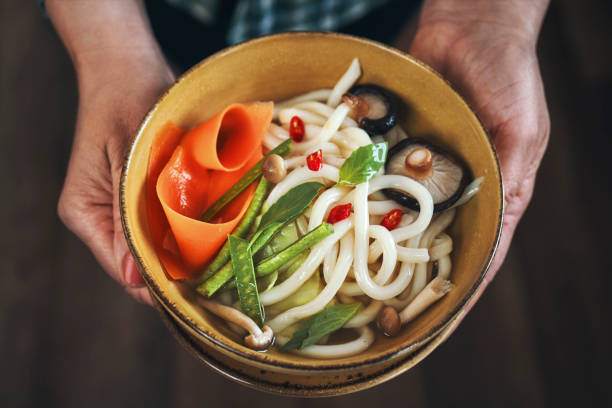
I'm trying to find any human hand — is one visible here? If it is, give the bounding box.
[57,55,174,305]
[48,0,174,304]
[408,0,551,310]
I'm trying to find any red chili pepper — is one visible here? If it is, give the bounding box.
[380,209,403,231]
[289,115,305,142]
[306,149,323,171]
[327,203,352,224]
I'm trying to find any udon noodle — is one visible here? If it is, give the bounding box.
[197,58,481,358]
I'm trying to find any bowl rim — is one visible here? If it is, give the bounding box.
[153,292,467,397]
[120,31,504,372]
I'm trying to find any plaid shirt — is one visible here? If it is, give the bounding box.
[38,0,391,44]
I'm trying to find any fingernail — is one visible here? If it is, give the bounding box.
[123,253,145,287]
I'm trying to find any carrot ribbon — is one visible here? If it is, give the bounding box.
[146,102,273,279]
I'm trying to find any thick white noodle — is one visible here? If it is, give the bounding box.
[353,183,419,300]
[267,233,354,333]
[368,225,398,285]
[450,176,484,209]
[278,108,327,127]
[404,209,456,302]
[276,326,374,359]
[327,58,361,107]
[344,300,384,328]
[323,242,339,284]
[385,126,399,148]
[264,164,339,208]
[429,233,452,261]
[263,132,285,150]
[269,123,289,139]
[368,200,410,215]
[338,278,364,296]
[295,215,309,237]
[323,155,346,168]
[284,149,343,170]
[293,101,357,128]
[437,256,452,280]
[308,186,348,230]
[383,232,422,309]
[330,127,371,157]
[288,104,351,154]
[367,175,435,261]
[396,246,430,263]
[260,219,353,305]
[273,88,332,117]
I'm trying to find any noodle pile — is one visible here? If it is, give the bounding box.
[207,59,480,358]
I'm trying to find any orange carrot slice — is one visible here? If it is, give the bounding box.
[146,102,273,279]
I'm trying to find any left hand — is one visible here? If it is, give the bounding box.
[408,0,551,314]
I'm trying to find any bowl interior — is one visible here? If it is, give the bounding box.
[121,32,503,369]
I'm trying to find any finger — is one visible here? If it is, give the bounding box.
[126,286,153,306]
[57,188,117,278]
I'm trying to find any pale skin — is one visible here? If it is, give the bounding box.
[48,0,550,311]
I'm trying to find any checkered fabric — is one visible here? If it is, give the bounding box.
[164,0,392,44]
[37,0,392,44]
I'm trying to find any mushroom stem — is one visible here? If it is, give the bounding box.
[399,277,453,324]
[376,277,454,336]
[404,147,433,179]
[199,299,274,350]
[342,93,370,123]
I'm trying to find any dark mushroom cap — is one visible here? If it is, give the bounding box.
[347,84,399,136]
[383,138,470,212]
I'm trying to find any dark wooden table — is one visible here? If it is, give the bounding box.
[1,1,610,407]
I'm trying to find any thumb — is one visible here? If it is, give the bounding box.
[109,119,148,290]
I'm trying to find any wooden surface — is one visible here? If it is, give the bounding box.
[1,1,611,407]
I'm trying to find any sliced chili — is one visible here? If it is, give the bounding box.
[306,149,323,171]
[327,203,352,224]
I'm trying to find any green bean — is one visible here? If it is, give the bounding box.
[196,177,270,285]
[211,223,333,291]
[196,221,285,297]
[228,235,264,327]
[255,223,333,277]
[200,139,291,222]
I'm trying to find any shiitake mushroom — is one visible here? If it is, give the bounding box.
[343,84,399,136]
[383,138,470,212]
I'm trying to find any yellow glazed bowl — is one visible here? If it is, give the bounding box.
[120,32,503,396]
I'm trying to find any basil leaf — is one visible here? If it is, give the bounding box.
[280,303,361,351]
[228,235,264,327]
[338,142,388,185]
[259,182,324,231]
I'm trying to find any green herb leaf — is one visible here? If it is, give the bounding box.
[280,303,361,351]
[200,139,292,222]
[228,235,264,327]
[258,182,324,231]
[337,142,387,185]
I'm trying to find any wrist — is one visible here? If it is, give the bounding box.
[46,0,172,94]
[417,0,550,49]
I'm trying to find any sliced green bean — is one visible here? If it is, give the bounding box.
[196,221,285,297]
[255,223,333,277]
[200,139,291,222]
[196,177,270,285]
[216,223,333,291]
[228,235,264,327]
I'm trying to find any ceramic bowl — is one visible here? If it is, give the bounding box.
[120,32,503,396]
